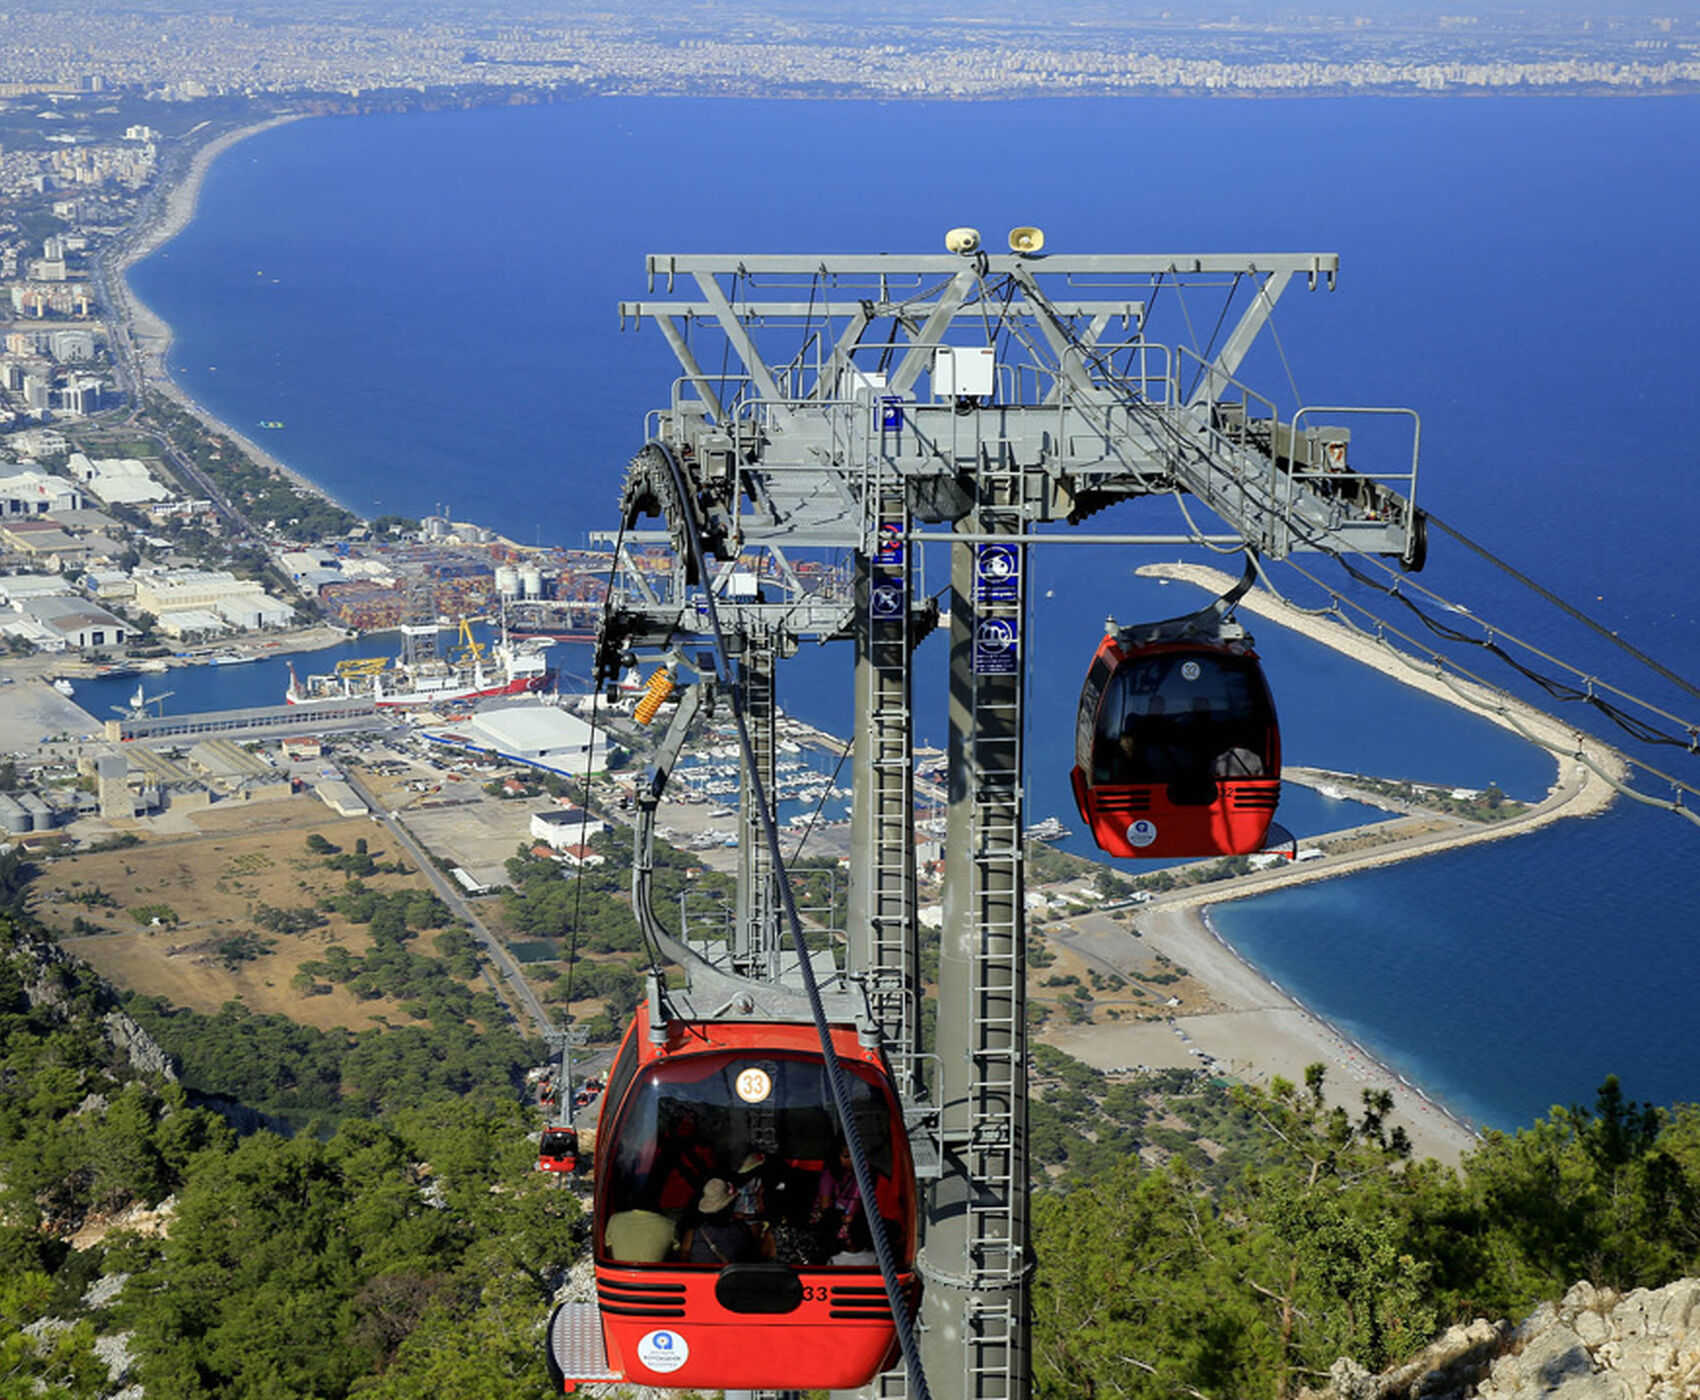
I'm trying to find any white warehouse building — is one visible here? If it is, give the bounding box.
[132,569,292,632]
[424,703,609,778]
[67,454,171,506]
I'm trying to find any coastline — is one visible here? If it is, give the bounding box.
[1042,562,1632,1165]
[1046,897,1483,1166]
[92,116,1629,1164]
[110,112,349,512]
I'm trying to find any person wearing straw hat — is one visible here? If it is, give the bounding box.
[682,1179,758,1264]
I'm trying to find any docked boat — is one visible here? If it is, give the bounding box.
[1028,816,1072,842]
[50,676,75,697]
[285,618,554,708]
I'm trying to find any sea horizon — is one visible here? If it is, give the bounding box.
[121,93,1700,1134]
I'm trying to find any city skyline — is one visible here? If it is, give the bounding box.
[3,0,1700,97]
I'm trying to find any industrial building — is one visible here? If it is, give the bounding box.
[0,467,85,516]
[423,702,608,778]
[529,805,607,849]
[4,594,128,650]
[130,567,295,637]
[67,454,171,506]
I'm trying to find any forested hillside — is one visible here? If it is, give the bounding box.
[5,830,1700,1398]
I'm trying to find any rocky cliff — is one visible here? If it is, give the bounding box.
[9,921,177,1081]
[1308,1279,1700,1400]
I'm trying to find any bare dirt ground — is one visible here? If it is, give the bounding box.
[38,797,433,1030]
[1028,916,1212,1031]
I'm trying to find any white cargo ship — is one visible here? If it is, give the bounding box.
[285,619,553,709]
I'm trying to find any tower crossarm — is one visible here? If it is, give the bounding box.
[621,249,1425,570]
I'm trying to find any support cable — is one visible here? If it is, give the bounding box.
[1255,272,1304,410]
[648,441,934,1400]
[1171,274,1205,399]
[787,741,852,865]
[1201,271,1241,368]
[563,513,634,1009]
[1168,486,1254,557]
[1327,553,1699,751]
[1424,511,1700,707]
[1264,554,1700,818]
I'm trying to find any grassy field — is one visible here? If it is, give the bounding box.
[40,798,432,1031]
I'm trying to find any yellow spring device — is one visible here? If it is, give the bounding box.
[633,667,676,725]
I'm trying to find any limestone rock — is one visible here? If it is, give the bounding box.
[1303,1278,1700,1400]
[9,923,176,1081]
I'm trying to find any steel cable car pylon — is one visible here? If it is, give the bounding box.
[551,236,1429,1400]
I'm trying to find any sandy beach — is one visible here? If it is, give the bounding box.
[1041,562,1634,1166]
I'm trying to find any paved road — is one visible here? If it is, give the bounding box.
[341,765,556,1039]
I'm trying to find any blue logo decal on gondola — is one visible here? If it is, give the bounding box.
[638,1329,690,1372]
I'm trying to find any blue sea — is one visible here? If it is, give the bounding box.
[124,95,1700,1132]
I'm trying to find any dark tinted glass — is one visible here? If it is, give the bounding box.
[1091,650,1273,786]
[600,1051,908,1268]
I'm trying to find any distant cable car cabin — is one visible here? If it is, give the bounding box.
[538,1126,579,1174]
[1070,621,1281,859]
[546,1001,917,1393]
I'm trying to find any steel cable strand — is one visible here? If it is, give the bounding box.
[788,740,852,866]
[1455,681,1700,828]
[649,440,935,1400]
[1424,510,1700,707]
[1278,554,1700,811]
[1168,485,1257,557]
[1328,553,1700,751]
[1247,553,1344,619]
[1255,495,1697,747]
[1255,269,1305,412]
[571,507,631,997]
[1319,527,1700,740]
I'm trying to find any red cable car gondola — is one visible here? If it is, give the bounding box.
[546,1001,918,1393]
[538,1125,579,1174]
[1070,622,1281,859]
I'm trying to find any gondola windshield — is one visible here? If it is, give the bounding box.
[539,1127,578,1162]
[1088,648,1274,798]
[600,1050,912,1269]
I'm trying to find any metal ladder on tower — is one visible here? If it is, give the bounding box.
[963,1299,1017,1400]
[863,471,922,1095]
[734,633,781,980]
[963,436,1028,1395]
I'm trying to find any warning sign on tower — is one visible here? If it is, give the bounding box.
[973,542,1021,604]
[974,616,1020,675]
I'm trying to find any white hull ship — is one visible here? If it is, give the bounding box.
[286,619,554,709]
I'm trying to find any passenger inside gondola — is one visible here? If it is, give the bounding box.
[1093,653,1271,796]
[654,1108,717,1214]
[681,1178,764,1264]
[831,1209,880,1267]
[598,1052,912,1271]
[811,1140,863,1250]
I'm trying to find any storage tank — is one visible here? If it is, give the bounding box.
[0,793,33,835]
[494,565,520,600]
[519,565,543,600]
[17,792,53,830]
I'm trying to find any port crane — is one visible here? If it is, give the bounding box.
[111,684,176,721]
[548,232,1428,1400]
